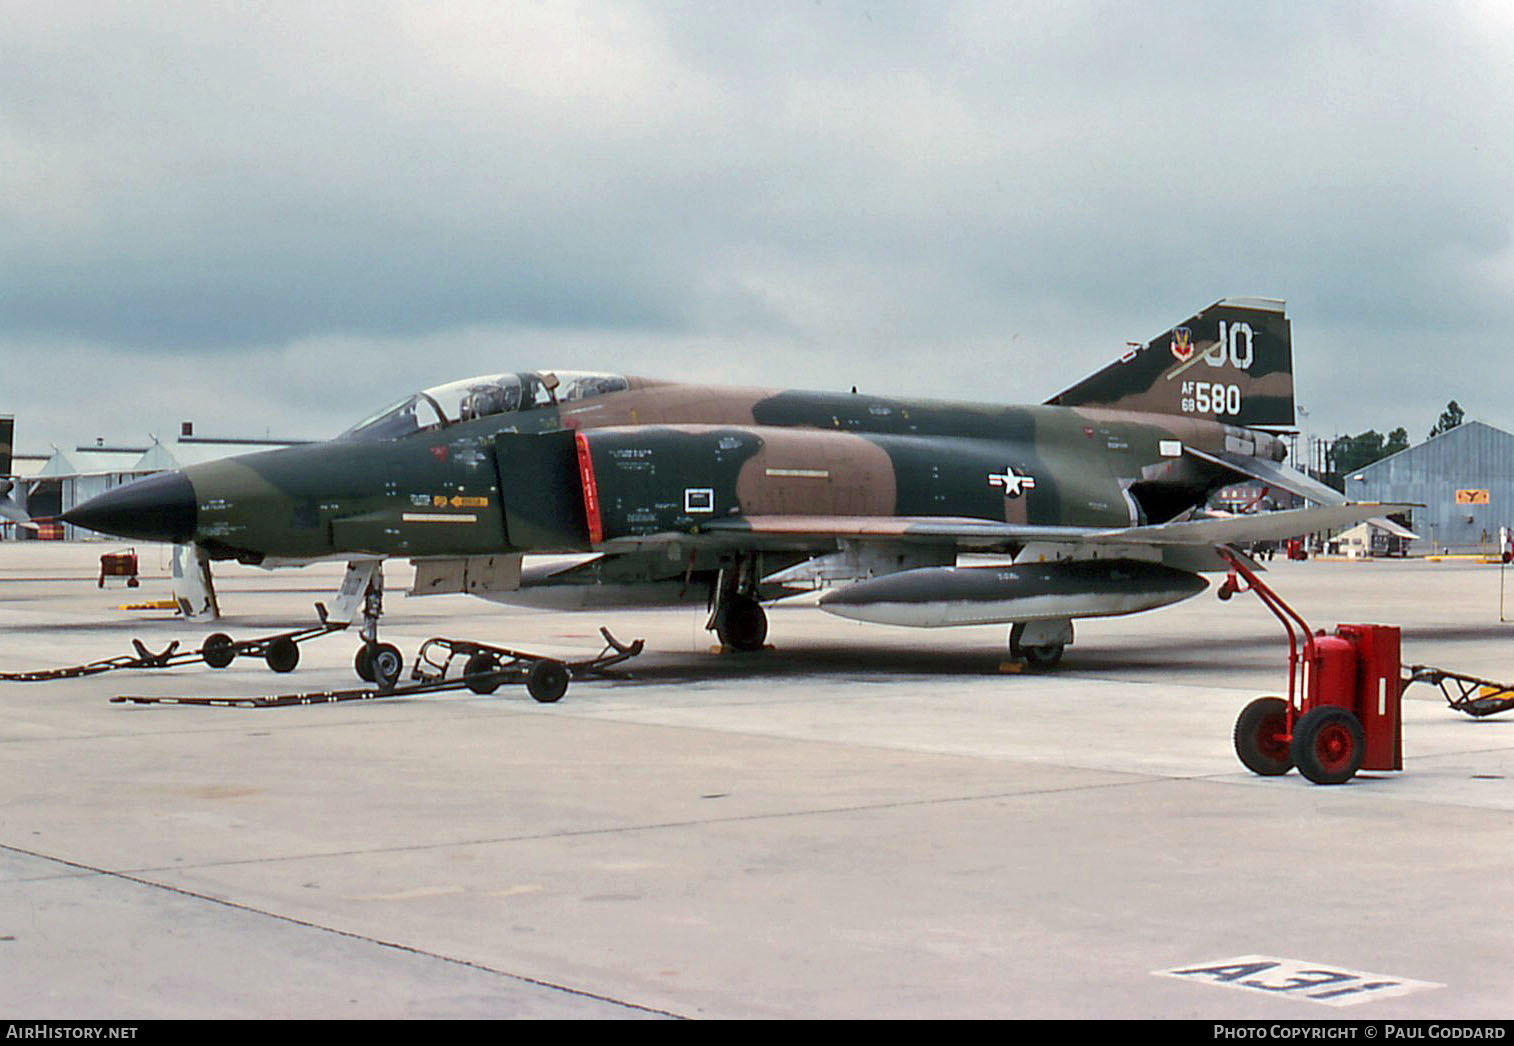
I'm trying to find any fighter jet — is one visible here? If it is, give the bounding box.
[64,298,1385,669]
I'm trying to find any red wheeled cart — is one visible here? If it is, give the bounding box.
[98,548,140,588]
[1221,548,1403,785]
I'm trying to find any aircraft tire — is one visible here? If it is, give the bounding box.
[202,633,235,669]
[1009,621,1070,671]
[1233,696,1294,776]
[464,653,502,695]
[1291,706,1364,785]
[1019,643,1064,671]
[354,645,374,682]
[717,596,767,652]
[265,636,299,674]
[526,659,569,703]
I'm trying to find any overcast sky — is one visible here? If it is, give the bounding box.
[3,1,1511,458]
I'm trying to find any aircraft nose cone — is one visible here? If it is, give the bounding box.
[63,470,197,543]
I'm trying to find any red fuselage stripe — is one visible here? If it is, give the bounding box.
[574,430,604,544]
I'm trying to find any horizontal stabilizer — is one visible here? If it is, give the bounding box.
[1369,516,1419,541]
[0,498,36,530]
[0,477,36,531]
[1187,447,1347,506]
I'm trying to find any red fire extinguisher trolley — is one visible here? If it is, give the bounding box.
[1221,548,1403,785]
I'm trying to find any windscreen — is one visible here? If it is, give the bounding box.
[338,371,629,441]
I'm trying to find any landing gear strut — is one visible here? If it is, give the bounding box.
[708,556,768,652]
[355,572,402,690]
[319,560,404,691]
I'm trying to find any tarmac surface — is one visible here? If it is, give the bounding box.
[3,543,1514,1019]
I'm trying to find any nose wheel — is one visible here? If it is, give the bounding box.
[354,642,404,691]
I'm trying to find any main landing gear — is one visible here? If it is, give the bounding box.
[707,557,768,652]
[1009,619,1073,671]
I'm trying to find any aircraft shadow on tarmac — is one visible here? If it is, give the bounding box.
[590,621,1514,690]
[9,610,1512,696]
[574,634,1300,688]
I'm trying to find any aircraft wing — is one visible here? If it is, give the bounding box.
[1084,502,1409,546]
[601,502,1403,557]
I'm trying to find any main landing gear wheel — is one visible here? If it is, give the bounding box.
[464,653,502,695]
[1019,643,1064,671]
[526,659,570,703]
[716,595,768,652]
[265,636,300,674]
[1009,622,1066,671]
[355,643,403,690]
[202,633,235,669]
[1291,706,1365,785]
[1234,697,1294,776]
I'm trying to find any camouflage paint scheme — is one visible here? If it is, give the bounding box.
[134,387,1270,564]
[66,299,1383,656]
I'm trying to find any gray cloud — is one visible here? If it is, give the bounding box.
[3,1,1512,451]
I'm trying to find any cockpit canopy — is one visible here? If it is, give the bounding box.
[339,370,630,442]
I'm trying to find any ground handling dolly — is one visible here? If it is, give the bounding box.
[0,622,348,681]
[112,627,645,708]
[1219,548,1402,785]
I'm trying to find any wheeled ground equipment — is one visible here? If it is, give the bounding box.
[1221,548,1402,785]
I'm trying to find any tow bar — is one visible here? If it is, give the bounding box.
[0,623,348,681]
[1401,666,1514,719]
[112,627,643,708]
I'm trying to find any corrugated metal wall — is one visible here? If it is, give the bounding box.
[1352,421,1514,553]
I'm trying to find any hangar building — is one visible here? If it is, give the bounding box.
[5,433,298,541]
[1347,421,1514,554]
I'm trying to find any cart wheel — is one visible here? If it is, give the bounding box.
[1234,697,1294,776]
[265,636,300,674]
[1291,706,1365,785]
[526,659,570,703]
[464,652,502,695]
[202,633,236,669]
[370,643,403,692]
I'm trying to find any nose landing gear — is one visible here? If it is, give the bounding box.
[318,559,406,692]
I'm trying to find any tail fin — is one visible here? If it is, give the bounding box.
[0,415,35,530]
[1046,298,1295,429]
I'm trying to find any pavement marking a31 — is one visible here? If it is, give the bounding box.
[1155,955,1444,1007]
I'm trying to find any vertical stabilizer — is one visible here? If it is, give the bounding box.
[1046,298,1295,429]
[0,416,36,530]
